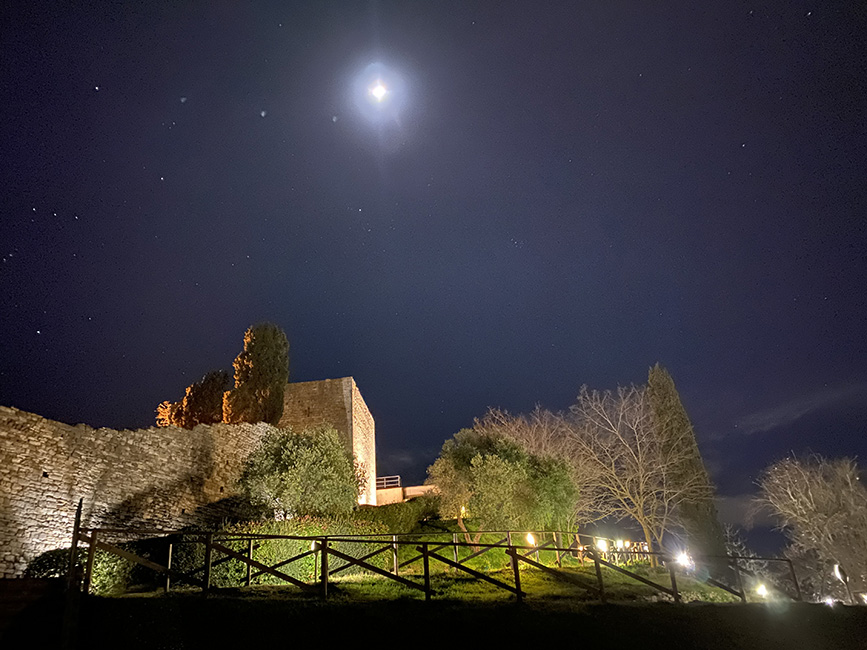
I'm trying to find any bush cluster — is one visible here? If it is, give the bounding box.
[160,517,391,589]
[354,496,439,534]
[25,543,149,595]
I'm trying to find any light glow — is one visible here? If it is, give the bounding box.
[526,533,536,546]
[676,552,692,568]
[596,539,608,552]
[756,584,768,598]
[615,539,624,549]
[369,81,387,102]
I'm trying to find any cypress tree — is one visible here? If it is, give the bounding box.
[223,323,290,425]
[155,370,230,428]
[647,363,727,562]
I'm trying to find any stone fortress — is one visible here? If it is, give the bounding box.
[0,377,377,579]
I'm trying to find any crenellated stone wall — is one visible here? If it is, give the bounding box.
[0,377,377,578]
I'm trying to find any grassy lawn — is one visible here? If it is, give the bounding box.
[4,563,865,649]
[71,593,867,650]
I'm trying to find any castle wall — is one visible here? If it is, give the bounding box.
[278,378,353,442]
[278,377,377,505]
[0,377,378,577]
[350,380,377,505]
[0,406,271,578]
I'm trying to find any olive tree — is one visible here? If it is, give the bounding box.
[426,427,578,544]
[239,425,364,519]
[756,455,867,596]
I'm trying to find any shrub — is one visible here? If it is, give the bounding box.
[169,517,389,588]
[25,547,135,595]
[354,496,439,534]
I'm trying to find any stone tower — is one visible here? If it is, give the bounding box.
[278,377,377,506]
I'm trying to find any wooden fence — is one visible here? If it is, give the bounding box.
[64,502,801,604]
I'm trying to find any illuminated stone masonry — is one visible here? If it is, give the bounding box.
[0,377,376,578]
[278,377,377,506]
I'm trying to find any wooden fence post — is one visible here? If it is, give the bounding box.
[452,533,459,564]
[555,532,562,568]
[66,499,83,591]
[422,542,431,602]
[786,559,802,601]
[83,529,97,595]
[246,539,253,587]
[668,560,681,603]
[732,559,746,603]
[165,541,172,593]
[393,535,399,575]
[61,498,83,650]
[508,546,523,603]
[320,538,329,599]
[592,550,606,603]
[203,533,213,596]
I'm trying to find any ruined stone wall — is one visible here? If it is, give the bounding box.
[0,406,270,578]
[278,377,376,505]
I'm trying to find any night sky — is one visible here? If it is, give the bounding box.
[2,2,866,546]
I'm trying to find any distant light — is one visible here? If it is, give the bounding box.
[825,597,835,606]
[676,552,692,568]
[615,540,624,549]
[596,539,608,553]
[756,584,769,598]
[860,593,867,605]
[526,533,536,547]
[369,81,387,102]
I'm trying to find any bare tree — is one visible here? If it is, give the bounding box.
[472,407,574,466]
[567,385,713,562]
[756,455,867,595]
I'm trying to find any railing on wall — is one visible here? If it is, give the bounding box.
[375,475,402,489]
[64,514,803,605]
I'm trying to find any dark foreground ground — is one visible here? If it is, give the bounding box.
[3,588,867,650]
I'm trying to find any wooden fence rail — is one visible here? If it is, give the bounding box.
[68,524,801,605]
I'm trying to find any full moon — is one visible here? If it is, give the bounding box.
[347,61,411,140]
[369,81,387,102]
